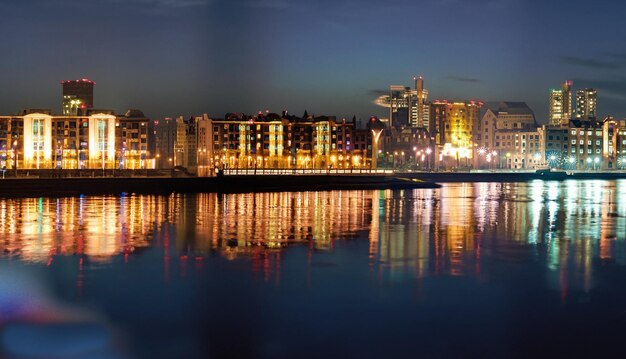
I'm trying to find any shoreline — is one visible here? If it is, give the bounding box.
[0,170,624,197]
[0,174,440,197]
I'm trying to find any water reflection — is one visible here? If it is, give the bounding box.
[1,181,626,299]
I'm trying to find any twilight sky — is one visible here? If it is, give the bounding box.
[1,0,625,124]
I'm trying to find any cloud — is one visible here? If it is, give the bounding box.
[572,77,626,98]
[60,0,212,9]
[559,55,622,70]
[446,75,481,83]
[368,89,389,97]
[243,0,297,9]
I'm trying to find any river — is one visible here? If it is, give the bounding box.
[1,180,626,358]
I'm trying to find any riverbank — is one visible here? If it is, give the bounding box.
[399,170,626,182]
[0,174,440,197]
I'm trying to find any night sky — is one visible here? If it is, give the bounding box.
[1,0,625,123]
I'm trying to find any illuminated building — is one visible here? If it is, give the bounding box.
[174,116,197,171]
[374,76,429,129]
[542,126,569,168]
[62,79,95,116]
[603,117,620,169]
[478,109,497,154]
[116,110,150,169]
[412,76,429,129]
[183,112,373,171]
[575,88,597,119]
[502,129,544,169]
[430,100,482,169]
[196,114,214,176]
[153,117,177,169]
[0,108,150,170]
[567,119,604,169]
[484,102,540,169]
[549,80,573,126]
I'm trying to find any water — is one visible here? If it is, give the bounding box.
[1,181,626,358]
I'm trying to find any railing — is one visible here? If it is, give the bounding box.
[222,168,394,176]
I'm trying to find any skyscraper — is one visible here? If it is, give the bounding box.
[549,80,572,126]
[62,79,95,115]
[409,76,429,128]
[575,88,597,119]
[374,76,429,129]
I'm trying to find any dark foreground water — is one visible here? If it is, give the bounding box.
[1,180,626,358]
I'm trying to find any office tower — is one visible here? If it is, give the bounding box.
[408,77,429,128]
[575,88,597,119]
[549,80,573,126]
[388,85,410,128]
[62,79,95,115]
[374,76,429,129]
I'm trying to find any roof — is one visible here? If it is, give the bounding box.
[124,109,146,118]
[498,102,535,116]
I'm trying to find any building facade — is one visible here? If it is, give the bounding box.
[430,100,482,168]
[549,80,573,126]
[0,108,150,170]
[62,79,95,116]
[374,77,429,129]
[575,88,597,119]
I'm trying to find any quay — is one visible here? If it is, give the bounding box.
[0,169,439,197]
[2,168,626,197]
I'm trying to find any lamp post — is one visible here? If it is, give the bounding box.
[12,139,18,176]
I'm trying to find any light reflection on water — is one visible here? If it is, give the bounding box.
[3,181,626,358]
[0,180,625,296]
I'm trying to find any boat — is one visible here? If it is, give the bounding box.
[535,168,570,180]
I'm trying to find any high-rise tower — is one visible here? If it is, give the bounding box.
[575,88,597,119]
[62,79,95,115]
[409,76,429,128]
[549,80,572,126]
[374,76,429,129]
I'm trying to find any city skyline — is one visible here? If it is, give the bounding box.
[1,0,626,122]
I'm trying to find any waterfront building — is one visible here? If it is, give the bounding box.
[62,79,95,116]
[549,80,573,126]
[575,88,597,119]
[495,128,544,169]
[153,117,177,169]
[179,112,373,172]
[429,100,482,169]
[543,126,569,167]
[0,109,150,170]
[379,126,431,169]
[174,116,197,172]
[615,119,626,169]
[116,110,150,169]
[196,114,214,176]
[567,118,605,170]
[480,102,537,168]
